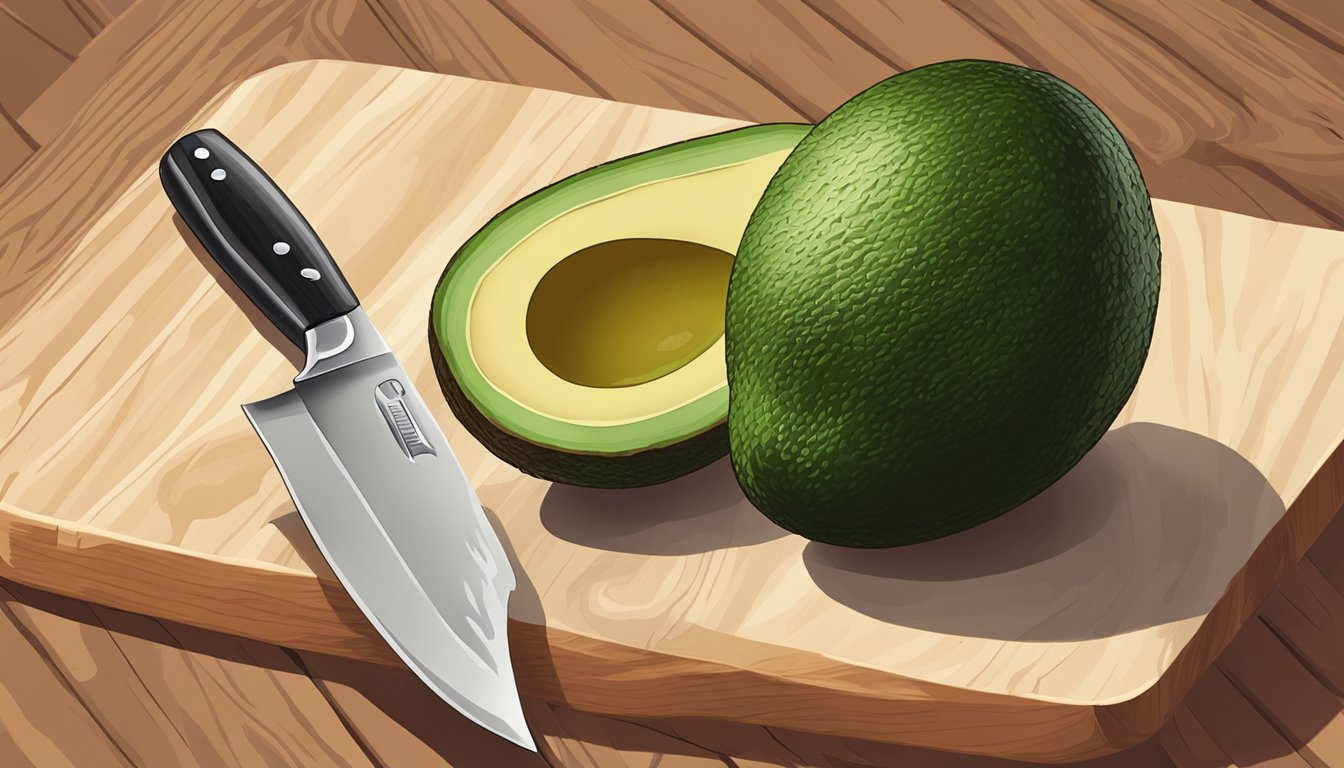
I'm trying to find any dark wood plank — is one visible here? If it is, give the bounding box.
[133,621,377,768]
[2,580,376,768]
[524,702,732,768]
[1307,492,1344,599]
[1096,1,1343,228]
[582,711,1181,768]
[1217,618,1344,768]
[485,0,803,121]
[367,0,596,95]
[297,651,549,767]
[1,584,200,767]
[801,0,1019,68]
[3,0,93,57]
[648,0,892,118]
[804,0,1344,229]
[0,4,75,130]
[0,109,34,182]
[1257,0,1344,51]
[0,584,134,767]
[0,0,132,180]
[14,0,415,146]
[1158,706,1235,768]
[80,0,136,27]
[1257,559,1344,697]
[1183,665,1314,768]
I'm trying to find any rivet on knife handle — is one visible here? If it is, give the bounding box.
[158,128,359,348]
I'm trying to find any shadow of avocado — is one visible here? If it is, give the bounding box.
[803,422,1285,642]
[538,457,789,555]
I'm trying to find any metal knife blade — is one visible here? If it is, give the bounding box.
[160,129,535,751]
[243,378,533,750]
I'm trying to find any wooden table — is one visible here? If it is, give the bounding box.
[1,2,1341,766]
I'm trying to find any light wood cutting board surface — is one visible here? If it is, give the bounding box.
[3,60,1344,763]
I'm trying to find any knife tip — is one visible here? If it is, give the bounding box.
[496,716,538,752]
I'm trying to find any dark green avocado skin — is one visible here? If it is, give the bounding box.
[429,321,728,489]
[726,60,1161,547]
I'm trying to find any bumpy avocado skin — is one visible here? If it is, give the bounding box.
[429,321,728,489]
[726,60,1160,547]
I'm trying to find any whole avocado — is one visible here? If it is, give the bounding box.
[726,60,1160,548]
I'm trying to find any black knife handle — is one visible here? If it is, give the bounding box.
[159,129,358,348]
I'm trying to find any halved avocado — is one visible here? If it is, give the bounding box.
[431,124,808,488]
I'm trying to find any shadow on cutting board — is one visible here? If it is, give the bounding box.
[804,422,1284,642]
[174,214,306,370]
[539,457,789,555]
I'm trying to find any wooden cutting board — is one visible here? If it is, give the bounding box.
[4,60,1344,763]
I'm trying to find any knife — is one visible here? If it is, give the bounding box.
[159,129,535,751]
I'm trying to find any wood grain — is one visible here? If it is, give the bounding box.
[2,59,1344,762]
[3,585,202,767]
[0,4,75,114]
[4,557,1344,768]
[649,0,891,117]
[298,650,551,768]
[366,0,598,96]
[0,578,551,768]
[4,582,378,768]
[1258,560,1344,697]
[0,111,34,184]
[0,0,129,181]
[0,584,135,767]
[5,1,1342,228]
[538,0,1343,229]
[13,0,417,146]
[802,0,1344,230]
[2,2,1343,765]
[1217,618,1344,767]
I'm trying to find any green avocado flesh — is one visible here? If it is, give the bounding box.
[431,124,809,488]
[726,60,1161,547]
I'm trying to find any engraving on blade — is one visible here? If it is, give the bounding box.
[375,378,437,460]
[243,389,533,750]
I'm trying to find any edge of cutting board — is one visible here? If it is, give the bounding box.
[4,427,1344,763]
[4,59,1344,763]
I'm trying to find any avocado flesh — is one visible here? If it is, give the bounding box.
[727,61,1160,547]
[432,124,809,488]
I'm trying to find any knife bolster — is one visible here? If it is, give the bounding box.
[295,309,392,382]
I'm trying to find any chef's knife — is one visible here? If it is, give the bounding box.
[159,129,535,751]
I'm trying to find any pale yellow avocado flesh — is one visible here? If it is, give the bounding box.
[465,151,792,427]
